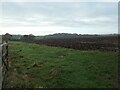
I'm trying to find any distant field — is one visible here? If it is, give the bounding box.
[4,41,118,88]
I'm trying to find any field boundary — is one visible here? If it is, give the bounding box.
[0,42,8,90]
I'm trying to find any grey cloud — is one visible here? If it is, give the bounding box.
[0,2,117,31]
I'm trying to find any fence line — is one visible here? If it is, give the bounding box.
[0,42,8,90]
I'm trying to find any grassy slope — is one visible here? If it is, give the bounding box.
[4,41,118,88]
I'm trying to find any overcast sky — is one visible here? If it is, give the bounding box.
[0,0,119,35]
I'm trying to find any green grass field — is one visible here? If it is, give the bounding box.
[4,41,118,88]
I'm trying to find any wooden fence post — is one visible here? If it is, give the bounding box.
[0,35,2,44]
[0,35,2,90]
[0,45,2,90]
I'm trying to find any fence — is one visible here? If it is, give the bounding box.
[0,37,8,90]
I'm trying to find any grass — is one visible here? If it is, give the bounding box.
[4,41,118,88]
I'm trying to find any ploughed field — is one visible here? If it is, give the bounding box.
[4,41,118,88]
[34,35,118,52]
